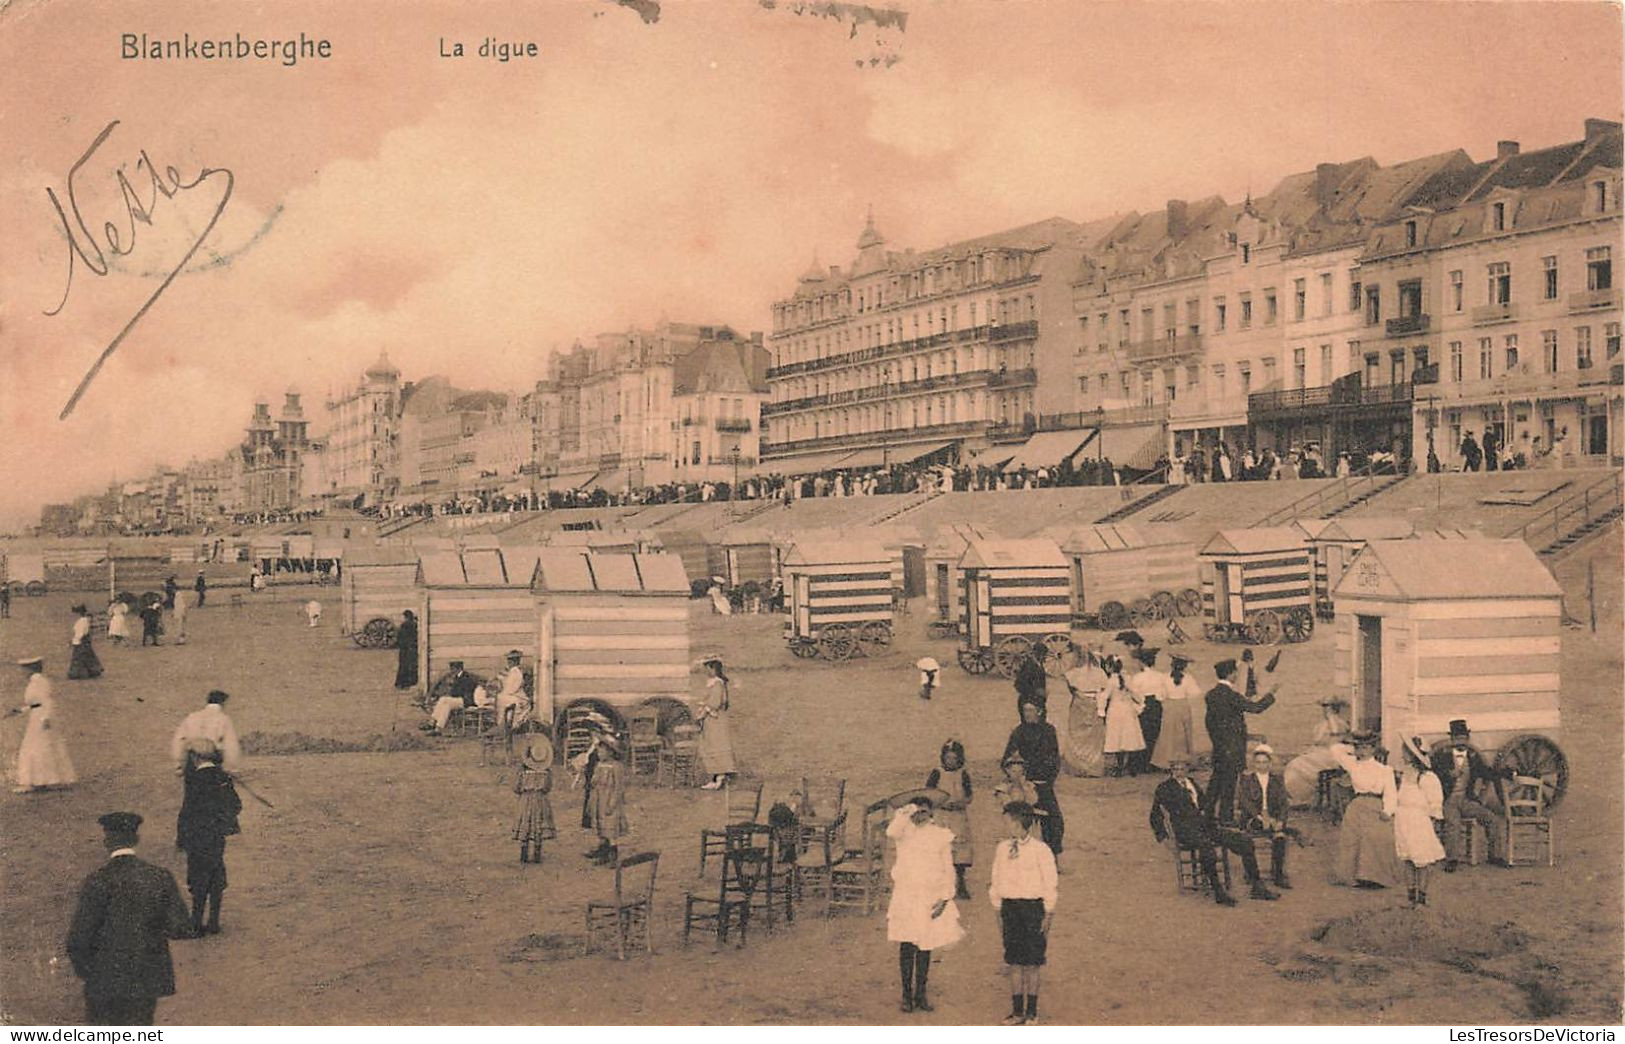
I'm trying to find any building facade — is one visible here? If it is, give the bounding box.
[315,352,402,504]
[236,394,311,513]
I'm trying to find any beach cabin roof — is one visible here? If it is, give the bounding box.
[924,523,988,556]
[1289,518,1335,541]
[529,550,689,594]
[1201,527,1307,556]
[1332,538,1560,602]
[416,547,540,587]
[783,540,890,566]
[960,536,1067,570]
[1060,522,1158,554]
[1316,518,1415,543]
[345,545,420,567]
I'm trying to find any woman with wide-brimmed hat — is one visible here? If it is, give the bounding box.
[11,657,77,793]
[1393,733,1446,906]
[1328,729,1401,889]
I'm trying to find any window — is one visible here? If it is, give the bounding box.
[1320,273,1333,316]
[1141,307,1155,341]
[1364,353,1380,385]
[1293,278,1306,320]
[1078,375,1089,394]
[1577,327,1594,370]
[1162,302,1177,339]
[1491,201,1506,231]
[1543,256,1559,300]
[1543,330,1559,373]
[1488,262,1511,305]
[1119,372,1131,396]
[1349,273,1362,312]
[1593,180,1609,213]
[1239,293,1253,329]
[1261,356,1278,386]
[1348,340,1362,370]
[1587,246,1613,290]
[1478,338,1494,379]
[1099,371,1110,393]
[1238,362,1252,394]
[1608,322,1621,360]
[1293,347,1307,388]
[1185,298,1201,337]
[1390,350,1406,386]
[1505,334,1519,371]
[1449,341,1464,382]
[1264,289,1278,325]
[1398,279,1423,318]
[1214,297,1227,332]
[1450,270,1464,312]
[1241,243,1252,264]
[1365,285,1381,325]
[1212,364,1227,399]
[1185,364,1200,389]
[1404,220,1417,248]
[1319,344,1333,385]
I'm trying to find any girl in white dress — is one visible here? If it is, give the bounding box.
[1394,735,1447,907]
[11,659,76,793]
[106,600,132,644]
[1100,656,1144,776]
[886,800,963,1013]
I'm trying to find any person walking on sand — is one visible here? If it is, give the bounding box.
[887,798,963,1014]
[304,599,322,628]
[916,656,941,701]
[697,658,737,790]
[174,739,242,935]
[394,610,419,690]
[194,571,207,608]
[68,605,104,680]
[925,739,974,899]
[107,599,132,645]
[989,801,1058,1025]
[10,657,76,793]
[139,598,163,647]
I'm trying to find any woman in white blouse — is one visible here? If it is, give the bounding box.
[1328,730,1401,889]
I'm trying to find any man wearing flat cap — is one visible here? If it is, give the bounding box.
[1204,658,1277,825]
[67,812,193,1025]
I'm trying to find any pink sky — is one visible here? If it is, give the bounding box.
[1,0,1620,529]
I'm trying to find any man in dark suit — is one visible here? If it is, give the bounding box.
[66,812,193,1025]
[1429,719,1509,869]
[1203,656,1277,824]
[1150,758,1277,905]
[1236,745,1298,889]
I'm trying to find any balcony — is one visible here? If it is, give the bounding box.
[988,367,1037,388]
[761,419,990,458]
[764,367,1029,416]
[1569,287,1619,313]
[1127,334,1203,364]
[989,319,1040,343]
[1471,302,1518,326]
[1249,381,1412,417]
[1385,313,1431,337]
[715,417,753,433]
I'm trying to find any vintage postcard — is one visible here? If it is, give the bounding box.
[1,0,1621,1030]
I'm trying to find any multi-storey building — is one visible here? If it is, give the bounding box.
[183,456,235,523]
[315,352,402,505]
[468,398,537,495]
[1357,119,1623,469]
[236,394,310,513]
[764,214,1102,471]
[671,334,771,486]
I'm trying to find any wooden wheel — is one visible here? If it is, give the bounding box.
[788,637,819,659]
[856,620,892,657]
[24,581,46,597]
[817,625,856,661]
[1098,601,1129,630]
[1495,734,1569,809]
[1282,607,1314,643]
[1175,588,1202,617]
[1128,598,1154,626]
[359,617,397,648]
[956,647,994,674]
[993,635,1032,678]
[1247,609,1282,646]
[1042,633,1075,675]
[1150,591,1178,621]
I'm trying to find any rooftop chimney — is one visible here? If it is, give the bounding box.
[1315,162,1342,206]
[1584,118,1620,141]
[1165,199,1189,240]
[1497,140,1520,160]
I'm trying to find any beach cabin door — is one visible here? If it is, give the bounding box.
[1326,544,1348,592]
[1356,614,1383,732]
[794,574,811,636]
[1214,563,1240,625]
[935,564,950,618]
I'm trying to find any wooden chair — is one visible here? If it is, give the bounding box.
[793,809,848,916]
[797,776,848,855]
[461,703,496,738]
[699,781,764,875]
[754,821,797,933]
[585,851,660,960]
[562,706,601,762]
[1316,768,1353,823]
[1500,775,1556,867]
[480,706,517,766]
[1172,840,1232,896]
[683,825,764,948]
[627,708,663,777]
[828,799,889,916]
[658,724,703,788]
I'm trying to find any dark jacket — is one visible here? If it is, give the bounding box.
[1429,745,1504,802]
[1150,776,1212,848]
[1003,722,1060,784]
[1204,681,1275,756]
[66,855,193,1000]
[176,763,243,854]
[1236,771,1291,829]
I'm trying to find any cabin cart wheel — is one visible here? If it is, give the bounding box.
[360,617,398,648]
[1127,598,1155,627]
[817,624,857,661]
[1175,588,1203,618]
[1495,734,1569,809]
[1150,591,1178,621]
[1042,633,1075,675]
[926,620,957,640]
[789,637,819,659]
[1098,601,1130,630]
[24,580,47,597]
[856,620,893,658]
[957,647,994,674]
[1247,609,1283,646]
[993,635,1033,679]
[1282,608,1314,644]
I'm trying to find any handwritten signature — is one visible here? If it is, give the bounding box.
[43,120,234,420]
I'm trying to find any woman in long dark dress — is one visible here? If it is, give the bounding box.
[394,611,419,689]
[67,605,103,680]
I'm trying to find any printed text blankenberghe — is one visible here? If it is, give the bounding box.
[121,33,332,66]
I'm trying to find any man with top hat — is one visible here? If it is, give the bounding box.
[427,660,480,734]
[1236,745,1296,889]
[1149,757,1278,905]
[1429,719,1509,869]
[67,812,193,1025]
[1203,658,1277,825]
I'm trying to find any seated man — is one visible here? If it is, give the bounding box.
[1149,757,1278,906]
[428,661,481,733]
[1282,696,1352,806]
[493,649,531,727]
[1236,745,1298,889]
[1429,719,1509,870]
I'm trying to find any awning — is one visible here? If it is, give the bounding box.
[1095,424,1165,470]
[963,445,1017,470]
[1001,430,1097,472]
[906,441,959,465]
[836,447,892,470]
[587,469,630,494]
[764,449,860,476]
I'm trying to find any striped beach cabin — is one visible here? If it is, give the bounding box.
[1198,527,1315,644]
[1331,537,1564,798]
[718,527,783,590]
[530,550,693,730]
[781,540,894,660]
[416,547,541,694]
[341,545,422,641]
[1059,523,1200,627]
[957,537,1073,674]
[924,524,987,634]
[1294,517,1414,617]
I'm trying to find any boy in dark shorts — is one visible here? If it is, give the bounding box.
[988,800,1058,1024]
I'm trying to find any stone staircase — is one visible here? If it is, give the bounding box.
[1321,474,1409,518]
[867,488,946,527]
[1507,470,1625,560]
[1094,483,1180,524]
[1541,508,1623,559]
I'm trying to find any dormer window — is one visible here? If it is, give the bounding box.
[1593,180,1609,213]
[1491,202,1506,231]
[1404,221,1418,248]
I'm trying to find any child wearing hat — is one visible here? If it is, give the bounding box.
[988,801,1058,1025]
[512,723,557,864]
[1394,733,1447,906]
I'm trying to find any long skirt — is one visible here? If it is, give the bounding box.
[394,645,419,689]
[999,899,1047,966]
[1331,795,1401,887]
[698,712,737,776]
[1061,694,1106,777]
[67,640,102,680]
[886,890,963,950]
[513,788,557,844]
[1151,699,1196,769]
[14,713,76,789]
